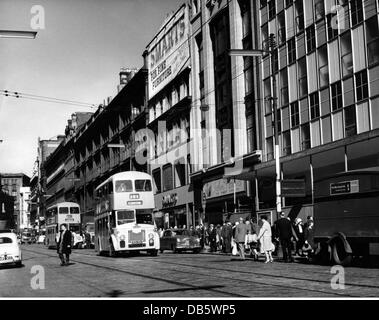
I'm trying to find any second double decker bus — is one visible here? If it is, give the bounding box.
[45,202,82,249]
[94,171,160,256]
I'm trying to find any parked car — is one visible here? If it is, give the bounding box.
[160,229,201,253]
[0,230,22,267]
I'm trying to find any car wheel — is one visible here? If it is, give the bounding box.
[15,261,22,267]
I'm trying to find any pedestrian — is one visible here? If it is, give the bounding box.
[57,224,72,266]
[293,218,305,256]
[275,212,294,262]
[234,217,248,260]
[245,229,259,260]
[85,230,91,249]
[303,218,315,261]
[224,222,233,253]
[257,215,274,263]
[208,224,217,252]
[216,224,222,251]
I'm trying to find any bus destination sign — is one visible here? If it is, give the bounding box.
[330,180,359,195]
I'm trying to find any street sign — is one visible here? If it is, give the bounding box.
[330,180,359,196]
[281,179,306,197]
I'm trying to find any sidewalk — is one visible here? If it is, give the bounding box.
[199,245,306,262]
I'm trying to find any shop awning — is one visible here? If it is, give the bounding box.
[223,167,256,181]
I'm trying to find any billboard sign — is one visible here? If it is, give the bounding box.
[330,180,359,196]
[146,4,190,100]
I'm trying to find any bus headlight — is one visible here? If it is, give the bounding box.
[120,235,125,241]
[148,233,154,239]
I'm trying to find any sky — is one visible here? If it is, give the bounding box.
[0,0,180,177]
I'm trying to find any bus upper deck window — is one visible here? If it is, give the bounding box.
[70,207,79,214]
[115,180,133,192]
[59,207,69,214]
[135,180,152,192]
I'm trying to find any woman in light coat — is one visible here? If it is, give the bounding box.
[257,215,274,263]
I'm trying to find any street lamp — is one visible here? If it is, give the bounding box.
[0,30,37,39]
[229,34,282,217]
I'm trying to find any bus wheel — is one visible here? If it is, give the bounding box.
[109,243,116,257]
[160,249,164,253]
[150,250,158,256]
[332,237,352,267]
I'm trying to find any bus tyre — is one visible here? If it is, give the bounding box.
[150,249,158,256]
[332,237,352,267]
[160,249,164,253]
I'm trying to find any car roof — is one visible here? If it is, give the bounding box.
[0,232,17,238]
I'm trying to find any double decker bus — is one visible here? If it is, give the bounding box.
[94,171,159,256]
[45,202,81,249]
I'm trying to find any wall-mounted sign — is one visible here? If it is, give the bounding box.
[162,193,178,208]
[146,4,190,100]
[281,179,306,198]
[203,179,245,199]
[330,180,359,196]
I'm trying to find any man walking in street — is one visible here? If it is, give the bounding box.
[234,217,248,260]
[275,212,294,262]
[57,223,72,266]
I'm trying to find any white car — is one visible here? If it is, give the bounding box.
[0,231,22,267]
[37,235,46,244]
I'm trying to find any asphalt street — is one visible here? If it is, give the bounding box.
[1,244,379,297]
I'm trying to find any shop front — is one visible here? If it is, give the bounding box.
[153,185,194,229]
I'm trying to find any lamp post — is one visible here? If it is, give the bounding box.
[229,34,282,217]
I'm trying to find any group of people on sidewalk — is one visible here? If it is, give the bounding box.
[193,213,315,264]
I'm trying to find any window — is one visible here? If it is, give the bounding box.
[280,68,289,106]
[351,0,363,27]
[314,0,324,21]
[174,161,186,188]
[288,38,296,64]
[327,13,338,40]
[298,58,308,97]
[344,105,357,137]
[366,17,379,66]
[278,12,286,45]
[266,137,274,160]
[340,32,353,77]
[301,123,311,150]
[117,210,134,225]
[135,180,152,192]
[246,114,256,153]
[115,180,133,192]
[290,101,300,127]
[153,168,161,193]
[276,109,282,133]
[295,0,304,33]
[268,0,276,20]
[0,237,13,244]
[331,82,343,111]
[272,49,279,73]
[70,207,79,214]
[355,70,368,102]
[136,209,154,225]
[318,45,329,87]
[310,92,320,119]
[282,131,291,156]
[306,25,316,53]
[162,164,173,192]
[59,207,69,214]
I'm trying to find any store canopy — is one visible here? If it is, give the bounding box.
[223,167,256,181]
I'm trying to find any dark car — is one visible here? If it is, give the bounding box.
[160,229,201,253]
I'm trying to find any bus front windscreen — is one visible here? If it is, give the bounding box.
[115,180,133,193]
[117,210,135,225]
[59,207,69,214]
[135,180,152,192]
[136,209,154,225]
[70,207,80,214]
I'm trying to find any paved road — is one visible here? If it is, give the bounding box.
[1,244,379,297]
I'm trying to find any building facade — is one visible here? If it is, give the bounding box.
[254,0,379,221]
[0,173,30,231]
[146,3,194,228]
[73,67,148,225]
